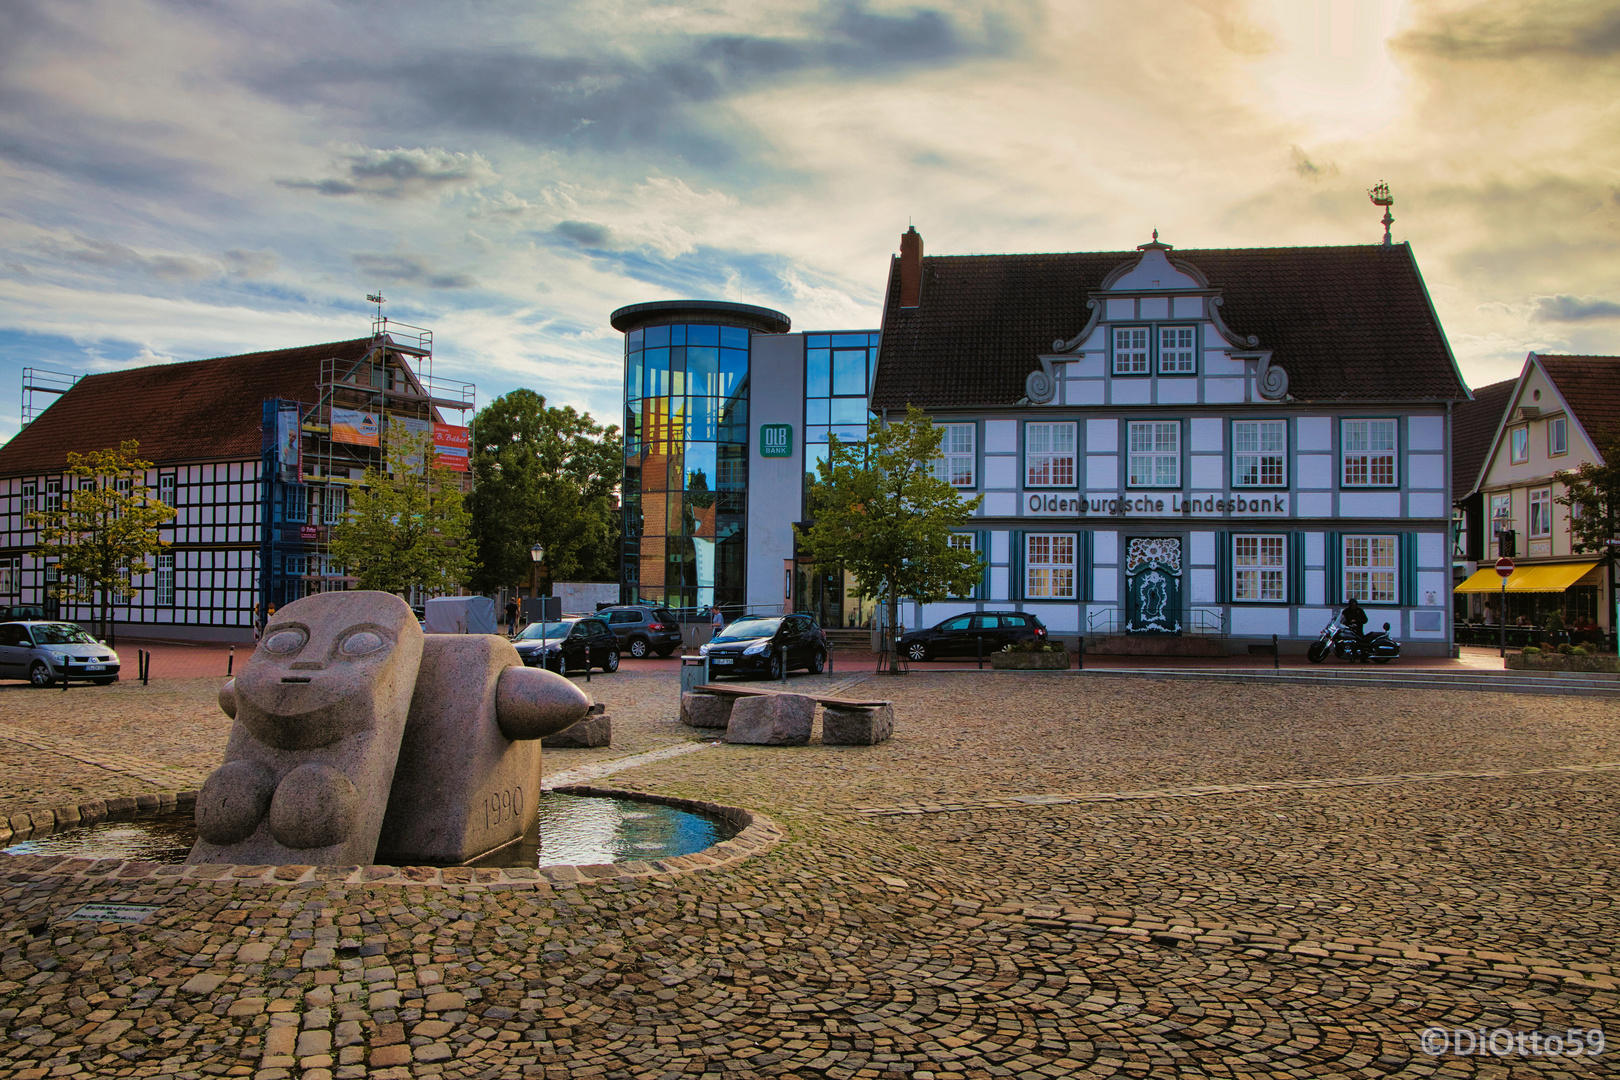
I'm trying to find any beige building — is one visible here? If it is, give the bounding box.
[1455,354,1617,644]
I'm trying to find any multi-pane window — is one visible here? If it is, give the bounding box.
[948,533,976,597]
[1342,419,1396,486]
[284,484,307,523]
[1113,327,1149,374]
[322,486,346,525]
[1489,493,1511,553]
[933,424,976,487]
[1232,420,1287,487]
[1549,416,1568,456]
[1025,423,1076,487]
[1343,535,1397,604]
[1158,326,1196,374]
[158,473,176,507]
[22,482,37,513]
[155,554,175,606]
[1509,426,1528,464]
[1025,534,1075,599]
[1529,487,1553,538]
[0,557,17,595]
[1127,421,1180,487]
[44,479,62,512]
[1233,535,1286,602]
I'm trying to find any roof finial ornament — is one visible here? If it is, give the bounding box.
[1152,228,1158,242]
[1368,182,1394,247]
[1136,229,1172,252]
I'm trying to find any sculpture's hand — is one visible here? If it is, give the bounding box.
[496,666,592,741]
[219,678,237,719]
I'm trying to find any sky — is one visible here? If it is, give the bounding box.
[2,0,1619,446]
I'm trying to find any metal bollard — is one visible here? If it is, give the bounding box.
[1272,633,1280,670]
[977,635,984,669]
[62,660,70,691]
[1076,636,1084,670]
[227,645,234,677]
[779,644,787,684]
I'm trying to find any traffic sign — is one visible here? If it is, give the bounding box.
[1495,557,1514,578]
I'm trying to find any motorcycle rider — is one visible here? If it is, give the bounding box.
[1341,596,1369,657]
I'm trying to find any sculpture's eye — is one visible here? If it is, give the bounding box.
[262,629,307,655]
[339,630,386,657]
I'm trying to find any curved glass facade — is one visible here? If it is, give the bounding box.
[622,323,750,610]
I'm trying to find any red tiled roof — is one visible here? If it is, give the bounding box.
[1539,356,1620,455]
[0,339,373,475]
[1452,378,1516,497]
[872,242,1468,409]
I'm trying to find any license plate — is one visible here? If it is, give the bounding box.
[82,664,105,672]
[710,657,733,665]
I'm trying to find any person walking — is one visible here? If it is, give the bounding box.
[505,597,519,636]
[710,605,725,639]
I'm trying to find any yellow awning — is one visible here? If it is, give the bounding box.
[1506,560,1601,593]
[1454,561,1601,594]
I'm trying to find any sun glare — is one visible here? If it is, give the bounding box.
[1250,0,1410,143]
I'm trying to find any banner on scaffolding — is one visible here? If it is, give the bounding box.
[331,408,381,446]
[433,423,470,472]
[389,416,432,471]
[276,404,301,481]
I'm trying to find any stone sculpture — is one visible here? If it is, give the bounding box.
[191,591,424,865]
[192,591,592,867]
[376,635,589,865]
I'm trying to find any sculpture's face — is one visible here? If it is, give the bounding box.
[235,591,423,750]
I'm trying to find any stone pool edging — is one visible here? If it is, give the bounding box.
[0,785,781,889]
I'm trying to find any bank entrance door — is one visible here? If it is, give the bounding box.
[1125,537,1182,635]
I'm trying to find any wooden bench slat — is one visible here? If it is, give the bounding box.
[692,684,890,708]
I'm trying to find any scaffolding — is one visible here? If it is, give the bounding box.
[20,367,80,428]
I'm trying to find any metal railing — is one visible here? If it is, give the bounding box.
[1087,606,1227,635]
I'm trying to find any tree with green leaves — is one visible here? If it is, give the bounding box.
[26,440,175,646]
[1555,426,1620,633]
[466,389,622,596]
[795,405,984,673]
[328,429,475,595]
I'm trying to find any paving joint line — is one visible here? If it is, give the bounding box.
[543,742,714,789]
[853,760,1620,815]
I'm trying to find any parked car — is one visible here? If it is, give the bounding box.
[898,611,1048,662]
[699,614,828,679]
[594,605,683,658]
[0,605,47,622]
[0,621,121,687]
[511,617,620,674]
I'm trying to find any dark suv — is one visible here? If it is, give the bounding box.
[596,605,683,658]
[898,611,1048,661]
[699,614,829,679]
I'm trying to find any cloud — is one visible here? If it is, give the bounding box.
[1395,0,1620,60]
[1531,294,1620,322]
[552,220,619,249]
[351,250,477,289]
[1289,145,1337,181]
[278,145,496,200]
[36,235,216,281]
[223,248,278,278]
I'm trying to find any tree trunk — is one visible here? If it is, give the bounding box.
[886,589,901,675]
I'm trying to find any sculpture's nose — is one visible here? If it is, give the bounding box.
[289,661,324,671]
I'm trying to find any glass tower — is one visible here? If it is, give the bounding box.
[612,301,790,613]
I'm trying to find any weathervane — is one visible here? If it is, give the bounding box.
[1368,182,1394,247]
[367,291,386,320]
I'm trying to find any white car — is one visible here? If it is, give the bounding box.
[0,621,121,687]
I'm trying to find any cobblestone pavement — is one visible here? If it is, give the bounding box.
[1,669,1616,1078]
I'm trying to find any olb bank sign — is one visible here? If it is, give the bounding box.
[1026,492,1289,517]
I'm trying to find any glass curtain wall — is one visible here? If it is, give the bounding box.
[624,324,749,612]
[801,332,879,629]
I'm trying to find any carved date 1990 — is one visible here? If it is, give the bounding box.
[483,785,523,829]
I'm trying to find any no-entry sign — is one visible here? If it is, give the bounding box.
[1495,557,1515,578]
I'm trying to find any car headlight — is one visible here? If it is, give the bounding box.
[698,643,710,656]
[743,641,771,656]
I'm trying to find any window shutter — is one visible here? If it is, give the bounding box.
[1324,532,1341,606]
[1214,531,1230,604]
[1010,531,1024,601]
[1289,532,1306,605]
[978,531,991,600]
[1401,532,1418,607]
[1080,530,1094,603]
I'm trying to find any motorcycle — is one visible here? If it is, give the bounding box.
[1307,615,1401,664]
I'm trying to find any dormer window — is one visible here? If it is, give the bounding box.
[1158,326,1196,374]
[1113,327,1149,374]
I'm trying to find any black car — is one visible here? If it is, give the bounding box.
[700,614,828,679]
[512,617,620,674]
[595,605,684,658]
[899,611,1048,662]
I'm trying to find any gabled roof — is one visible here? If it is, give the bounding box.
[871,241,1468,409]
[1452,378,1515,498]
[0,339,373,476]
[1539,356,1620,453]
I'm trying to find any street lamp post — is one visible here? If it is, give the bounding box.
[531,543,547,662]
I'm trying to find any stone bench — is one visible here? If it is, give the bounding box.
[681,685,893,745]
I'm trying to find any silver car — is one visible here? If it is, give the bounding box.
[0,621,121,687]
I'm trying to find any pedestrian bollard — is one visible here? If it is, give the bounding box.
[1076,636,1084,670]
[977,635,984,669]
[828,642,834,675]
[227,645,234,676]
[1272,633,1280,670]
[779,644,787,684]
[61,660,71,691]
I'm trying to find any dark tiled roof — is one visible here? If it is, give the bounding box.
[1539,356,1620,452]
[1452,378,1515,497]
[0,339,373,475]
[872,242,1468,409]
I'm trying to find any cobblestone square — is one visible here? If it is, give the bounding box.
[1,666,1616,1078]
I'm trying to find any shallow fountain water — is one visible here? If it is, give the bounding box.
[3,792,739,868]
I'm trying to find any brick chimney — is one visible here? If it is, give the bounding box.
[899,226,924,308]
